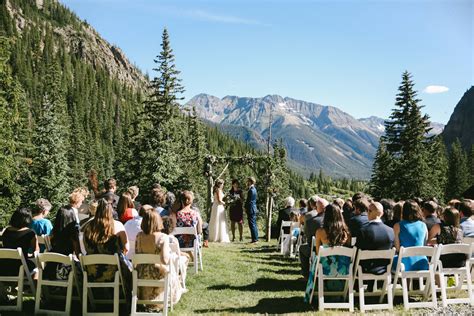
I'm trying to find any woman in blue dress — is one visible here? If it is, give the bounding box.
[393,200,428,271]
[305,203,352,302]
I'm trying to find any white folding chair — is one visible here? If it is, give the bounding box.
[80,254,126,316]
[354,248,396,312]
[392,246,438,311]
[169,242,187,290]
[309,236,316,267]
[435,243,474,307]
[277,221,292,254]
[309,246,357,312]
[0,248,36,311]
[172,226,203,274]
[463,237,474,279]
[130,254,171,316]
[37,235,52,252]
[292,224,303,259]
[35,252,80,315]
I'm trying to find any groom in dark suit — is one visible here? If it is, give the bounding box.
[245,177,259,243]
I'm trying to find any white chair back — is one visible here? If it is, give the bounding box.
[0,248,36,311]
[80,254,126,316]
[171,226,202,274]
[35,252,79,315]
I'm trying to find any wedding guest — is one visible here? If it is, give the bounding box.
[164,192,176,216]
[386,201,404,228]
[135,209,182,308]
[228,179,244,242]
[356,202,394,274]
[125,205,153,260]
[393,200,428,271]
[127,185,141,211]
[333,198,344,209]
[82,199,131,294]
[298,199,308,216]
[380,198,395,224]
[299,195,324,278]
[428,207,465,268]
[342,199,354,224]
[151,187,167,217]
[348,197,369,239]
[175,191,203,249]
[0,208,39,276]
[117,192,138,224]
[162,216,190,271]
[101,178,119,214]
[30,198,53,236]
[308,204,351,292]
[422,200,441,233]
[459,200,474,237]
[276,196,296,239]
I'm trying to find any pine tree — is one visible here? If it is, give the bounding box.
[469,144,474,186]
[369,139,395,199]
[30,62,71,208]
[446,139,469,200]
[425,136,448,201]
[0,37,30,224]
[377,71,432,199]
[131,28,185,191]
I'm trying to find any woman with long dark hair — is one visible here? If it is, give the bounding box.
[228,179,244,242]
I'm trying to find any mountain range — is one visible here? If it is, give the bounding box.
[186,94,445,179]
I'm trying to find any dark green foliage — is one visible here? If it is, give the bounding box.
[446,139,469,200]
[371,71,443,200]
[425,135,448,201]
[29,62,70,208]
[469,144,474,186]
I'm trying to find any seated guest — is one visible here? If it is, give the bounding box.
[422,200,441,233]
[117,192,138,224]
[356,202,394,274]
[175,191,203,249]
[386,201,403,228]
[298,199,308,216]
[349,198,369,239]
[459,200,474,237]
[428,207,465,268]
[30,198,53,237]
[163,192,176,216]
[151,187,166,217]
[276,196,296,238]
[191,203,210,248]
[50,191,85,256]
[135,209,182,307]
[393,200,428,271]
[80,201,98,229]
[305,203,351,300]
[380,199,395,224]
[101,178,120,215]
[162,216,190,271]
[82,199,131,293]
[299,195,325,278]
[127,185,141,211]
[1,208,39,276]
[333,198,344,209]
[342,199,354,225]
[125,205,152,260]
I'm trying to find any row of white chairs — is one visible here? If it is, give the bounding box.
[307,236,474,312]
[0,225,204,315]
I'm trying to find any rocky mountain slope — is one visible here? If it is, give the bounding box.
[359,116,444,137]
[186,94,381,179]
[442,86,474,150]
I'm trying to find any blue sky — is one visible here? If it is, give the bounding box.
[60,0,473,124]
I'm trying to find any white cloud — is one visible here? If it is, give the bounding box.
[423,85,449,94]
[186,10,270,26]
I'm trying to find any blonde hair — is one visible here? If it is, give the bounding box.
[69,191,85,205]
[141,209,164,234]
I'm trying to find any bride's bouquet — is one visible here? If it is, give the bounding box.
[224,192,241,205]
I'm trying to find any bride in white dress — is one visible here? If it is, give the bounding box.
[209,179,230,243]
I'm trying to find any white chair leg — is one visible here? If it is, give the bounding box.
[359,277,365,313]
[34,277,41,314]
[387,276,394,310]
[429,270,437,308]
[348,277,354,312]
[439,272,448,308]
[318,273,324,312]
[402,277,409,311]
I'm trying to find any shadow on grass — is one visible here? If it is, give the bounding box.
[258,268,301,275]
[208,277,306,292]
[240,246,276,254]
[194,295,314,314]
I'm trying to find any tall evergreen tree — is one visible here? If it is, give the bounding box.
[376,71,432,199]
[131,28,185,191]
[469,144,474,186]
[0,37,29,223]
[369,139,395,199]
[446,139,469,200]
[425,135,448,201]
[30,62,71,207]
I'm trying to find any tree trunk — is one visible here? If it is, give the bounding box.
[266,195,273,242]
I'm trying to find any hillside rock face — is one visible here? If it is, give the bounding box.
[443,86,474,150]
[186,94,381,179]
[6,0,146,89]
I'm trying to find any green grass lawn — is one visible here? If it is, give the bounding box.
[172,240,315,315]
